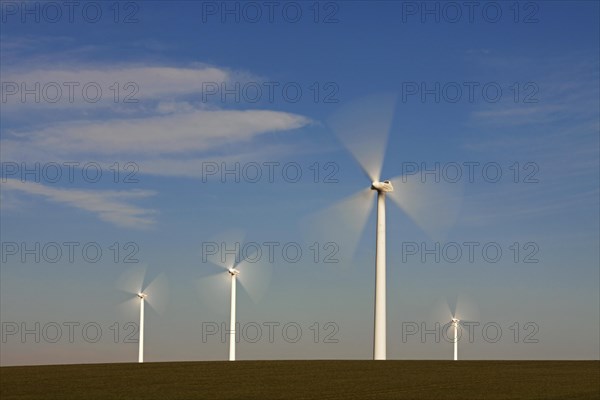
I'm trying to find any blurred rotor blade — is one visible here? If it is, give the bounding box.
[429,297,454,325]
[454,294,480,322]
[117,296,140,315]
[302,187,375,265]
[388,174,464,241]
[143,272,169,315]
[116,264,147,295]
[430,295,480,326]
[328,93,397,183]
[235,251,273,304]
[203,228,246,270]
[195,270,230,315]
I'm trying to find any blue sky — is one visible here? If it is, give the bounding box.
[1,1,598,365]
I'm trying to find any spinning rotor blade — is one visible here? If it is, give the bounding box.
[116,265,168,314]
[429,297,454,325]
[453,294,480,323]
[197,229,273,307]
[117,296,140,314]
[328,93,397,183]
[388,174,464,241]
[431,295,479,324]
[116,264,147,295]
[235,250,273,304]
[143,272,169,315]
[195,270,231,315]
[302,187,375,264]
[203,228,246,270]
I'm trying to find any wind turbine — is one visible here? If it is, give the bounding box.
[117,266,168,363]
[309,94,464,360]
[434,295,478,361]
[197,230,272,361]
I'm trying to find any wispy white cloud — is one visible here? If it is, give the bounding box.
[0,57,314,225]
[1,108,313,185]
[130,143,303,178]
[461,52,599,226]
[2,109,311,156]
[2,179,157,229]
[0,59,313,176]
[460,185,599,227]
[1,65,231,110]
[469,52,598,127]
[471,105,566,125]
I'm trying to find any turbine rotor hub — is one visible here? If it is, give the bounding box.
[371,180,394,192]
[228,268,240,276]
[137,293,147,299]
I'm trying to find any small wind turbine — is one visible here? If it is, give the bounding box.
[434,295,478,361]
[308,94,464,360]
[197,230,272,361]
[117,266,168,363]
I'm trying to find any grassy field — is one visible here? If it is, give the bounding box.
[1,360,598,399]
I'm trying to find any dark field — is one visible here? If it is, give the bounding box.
[1,360,598,399]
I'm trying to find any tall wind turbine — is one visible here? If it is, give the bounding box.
[117,266,168,363]
[228,267,240,361]
[198,230,272,361]
[137,292,147,363]
[371,180,393,359]
[310,94,464,360]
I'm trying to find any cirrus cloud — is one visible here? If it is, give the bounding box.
[2,179,157,229]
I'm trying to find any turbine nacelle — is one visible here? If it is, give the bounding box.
[137,292,147,299]
[228,268,240,276]
[371,180,394,192]
[451,318,460,324]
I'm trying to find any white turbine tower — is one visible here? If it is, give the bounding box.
[228,267,240,361]
[117,266,168,364]
[197,230,272,361]
[308,94,464,360]
[137,292,147,363]
[451,317,459,361]
[371,180,393,359]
